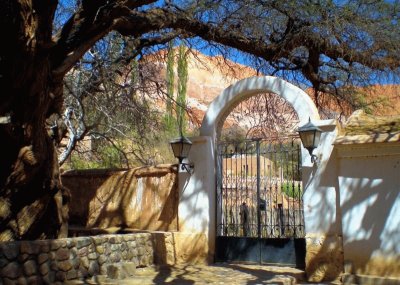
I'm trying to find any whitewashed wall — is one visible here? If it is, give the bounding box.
[336,142,400,278]
[178,136,215,261]
[176,76,400,281]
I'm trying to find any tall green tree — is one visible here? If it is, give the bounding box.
[0,0,398,241]
[165,40,175,131]
[176,44,189,134]
[164,41,188,135]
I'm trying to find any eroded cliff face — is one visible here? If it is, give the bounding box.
[147,49,400,128]
[142,49,259,128]
[185,51,258,103]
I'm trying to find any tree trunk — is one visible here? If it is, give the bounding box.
[0,0,69,241]
[0,69,70,241]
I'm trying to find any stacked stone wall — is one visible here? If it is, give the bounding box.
[0,233,153,284]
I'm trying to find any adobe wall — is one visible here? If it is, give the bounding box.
[62,165,178,231]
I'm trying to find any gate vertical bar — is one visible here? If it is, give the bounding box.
[255,139,261,264]
[256,139,261,239]
[216,144,222,236]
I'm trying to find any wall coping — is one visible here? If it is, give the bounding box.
[62,164,177,178]
[335,141,400,158]
[334,133,400,145]
[335,110,400,145]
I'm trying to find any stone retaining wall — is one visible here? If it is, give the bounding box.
[0,233,153,284]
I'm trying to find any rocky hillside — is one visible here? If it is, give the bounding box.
[146,48,400,129]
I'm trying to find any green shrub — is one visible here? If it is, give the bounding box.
[281,182,302,199]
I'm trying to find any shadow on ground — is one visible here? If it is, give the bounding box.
[119,263,306,285]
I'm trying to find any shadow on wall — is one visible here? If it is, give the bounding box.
[179,172,210,232]
[177,137,216,263]
[62,165,179,232]
[338,154,400,277]
[305,148,400,282]
[179,155,216,262]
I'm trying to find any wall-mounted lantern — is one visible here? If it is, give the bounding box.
[170,136,194,174]
[298,118,323,163]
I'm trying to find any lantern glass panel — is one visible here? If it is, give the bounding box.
[181,143,191,159]
[299,130,316,148]
[170,136,193,162]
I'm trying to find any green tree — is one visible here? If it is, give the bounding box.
[0,0,399,241]
[176,44,189,134]
[165,40,175,131]
[163,41,189,135]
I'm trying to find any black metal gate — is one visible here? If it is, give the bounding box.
[215,137,306,268]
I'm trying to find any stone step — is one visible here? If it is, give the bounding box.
[342,273,400,285]
[106,262,137,279]
[63,274,117,285]
[297,282,342,285]
[62,261,138,285]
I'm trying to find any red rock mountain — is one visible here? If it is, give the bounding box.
[144,49,400,128]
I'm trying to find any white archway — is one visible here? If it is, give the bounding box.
[178,76,338,271]
[200,76,320,141]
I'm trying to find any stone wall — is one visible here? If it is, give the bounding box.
[62,165,178,231]
[0,233,153,284]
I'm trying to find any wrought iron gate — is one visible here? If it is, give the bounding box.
[215,137,306,267]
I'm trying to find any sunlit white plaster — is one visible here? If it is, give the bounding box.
[341,189,378,242]
[136,178,143,212]
[378,193,400,254]
[338,150,400,275]
[200,76,320,140]
[179,76,330,257]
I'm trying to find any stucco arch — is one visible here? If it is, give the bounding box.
[179,76,339,274]
[199,76,320,140]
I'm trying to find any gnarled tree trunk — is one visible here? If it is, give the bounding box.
[0,0,69,241]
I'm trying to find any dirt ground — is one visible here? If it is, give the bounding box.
[64,263,339,285]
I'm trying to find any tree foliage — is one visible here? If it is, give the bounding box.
[0,0,399,240]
